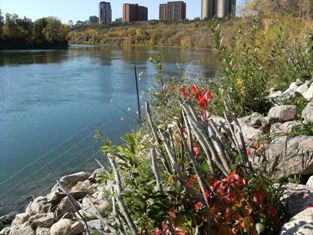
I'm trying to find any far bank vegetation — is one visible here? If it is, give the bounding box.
[69,0,313,49]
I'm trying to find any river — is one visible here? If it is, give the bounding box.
[0,45,217,215]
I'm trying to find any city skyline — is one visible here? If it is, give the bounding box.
[0,0,245,23]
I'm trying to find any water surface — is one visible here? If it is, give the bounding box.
[0,46,217,215]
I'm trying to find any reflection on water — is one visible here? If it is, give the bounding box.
[0,46,217,79]
[0,46,217,215]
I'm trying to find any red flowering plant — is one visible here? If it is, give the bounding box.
[179,83,213,110]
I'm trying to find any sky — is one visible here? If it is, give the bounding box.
[0,0,245,23]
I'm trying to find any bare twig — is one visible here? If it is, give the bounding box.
[151,148,164,193]
[84,195,118,235]
[146,102,173,174]
[56,180,91,235]
[107,154,138,235]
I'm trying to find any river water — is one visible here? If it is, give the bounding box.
[0,46,217,215]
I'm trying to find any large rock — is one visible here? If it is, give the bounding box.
[35,227,50,235]
[303,83,313,101]
[87,219,103,233]
[46,184,65,207]
[0,227,10,235]
[59,172,91,188]
[8,223,35,235]
[12,213,30,225]
[50,219,73,235]
[280,183,313,218]
[302,101,313,124]
[81,191,110,217]
[25,196,50,215]
[0,215,13,231]
[270,121,301,136]
[280,208,313,235]
[268,105,297,123]
[307,176,313,188]
[29,213,55,228]
[69,222,84,235]
[55,196,80,218]
[70,180,92,199]
[252,136,313,178]
[233,112,269,146]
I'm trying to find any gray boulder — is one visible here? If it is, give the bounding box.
[25,196,50,215]
[12,213,30,225]
[280,208,313,235]
[55,196,80,218]
[70,180,92,199]
[0,227,10,235]
[87,219,104,233]
[29,213,55,228]
[60,172,91,188]
[270,121,301,136]
[233,112,269,146]
[280,183,313,218]
[8,223,35,235]
[302,101,313,124]
[252,136,313,179]
[0,215,13,231]
[268,105,297,123]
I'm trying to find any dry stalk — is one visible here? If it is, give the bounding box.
[151,148,164,193]
[107,154,138,235]
[56,180,91,235]
[146,102,173,174]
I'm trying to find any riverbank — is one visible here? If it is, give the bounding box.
[3,78,313,234]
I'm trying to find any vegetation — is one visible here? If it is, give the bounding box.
[89,0,313,234]
[0,11,69,49]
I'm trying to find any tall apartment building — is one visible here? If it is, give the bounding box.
[201,0,215,19]
[159,1,186,21]
[201,0,235,19]
[99,1,112,24]
[123,4,148,23]
[89,16,99,25]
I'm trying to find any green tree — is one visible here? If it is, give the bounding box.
[0,10,4,38]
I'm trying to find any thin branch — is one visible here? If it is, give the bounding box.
[151,148,164,193]
[57,180,91,235]
[107,154,138,235]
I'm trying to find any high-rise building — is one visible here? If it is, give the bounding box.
[201,0,235,19]
[99,2,112,24]
[123,4,148,23]
[201,0,215,19]
[89,16,99,25]
[159,1,186,21]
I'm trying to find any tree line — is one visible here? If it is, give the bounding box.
[0,10,69,49]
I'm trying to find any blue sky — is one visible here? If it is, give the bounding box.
[1,0,245,23]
